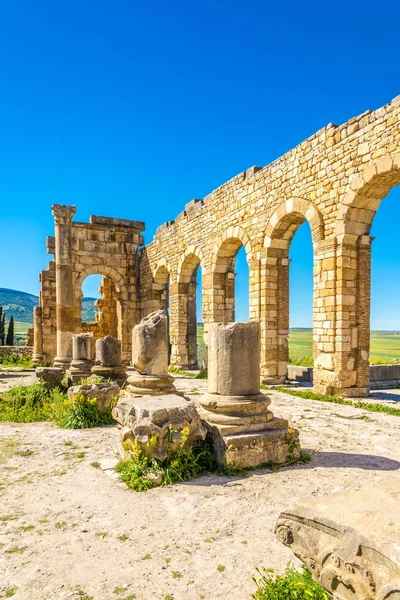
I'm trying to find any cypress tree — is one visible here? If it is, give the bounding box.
[6,316,14,346]
[0,308,4,346]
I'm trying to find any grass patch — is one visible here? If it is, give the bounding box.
[253,564,329,599]
[0,354,35,369]
[168,365,208,379]
[277,386,400,417]
[0,384,115,428]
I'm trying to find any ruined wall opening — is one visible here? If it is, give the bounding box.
[175,251,204,369]
[288,222,313,367]
[262,200,324,383]
[370,186,400,360]
[213,237,250,324]
[75,273,121,344]
[153,265,171,361]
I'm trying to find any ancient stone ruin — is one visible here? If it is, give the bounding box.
[34,96,400,398]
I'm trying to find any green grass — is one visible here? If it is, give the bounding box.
[0,354,35,369]
[289,328,400,365]
[253,565,329,600]
[0,384,114,428]
[277,386,400,417]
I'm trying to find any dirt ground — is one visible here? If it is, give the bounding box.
[1,373,399,600]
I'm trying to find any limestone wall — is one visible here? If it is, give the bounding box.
[140,95,400,395]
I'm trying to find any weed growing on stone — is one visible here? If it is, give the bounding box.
[252,564,329,599]
[116,429,218,492]
[277,386,400,417]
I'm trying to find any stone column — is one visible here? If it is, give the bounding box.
[52,204,76,369]
[68,333,94,383]
[32,306,44,364]
[198,321,300,468]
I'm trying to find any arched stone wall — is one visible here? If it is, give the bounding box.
[140,96,400,395]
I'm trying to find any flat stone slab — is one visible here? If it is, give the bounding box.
[276,473,400,598]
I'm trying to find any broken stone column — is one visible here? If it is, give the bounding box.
[32,306,44,364]
[125,309,176,395]
[198,322,300,468]
[68,333,94,384]
[275,473,400,598]
[91,335,127,384]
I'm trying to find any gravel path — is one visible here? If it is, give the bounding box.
[0,374,399,599]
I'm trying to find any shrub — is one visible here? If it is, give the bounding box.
[53,392,114,429]
[253,565,329,600]
[288,353,314,367]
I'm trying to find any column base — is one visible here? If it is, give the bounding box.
[261,376,286,385]
[205,421,300,469]
[53,356,72,370]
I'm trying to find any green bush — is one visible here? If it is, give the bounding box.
[53,392,114,429]
[0,385,114,429]
[253,565,329,600]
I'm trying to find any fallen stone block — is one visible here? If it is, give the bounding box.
[275,474,400,598]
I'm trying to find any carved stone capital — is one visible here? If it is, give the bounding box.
[52,204,76,226]
[275,474,400,599]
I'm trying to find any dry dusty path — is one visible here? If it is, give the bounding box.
[0,375,399,600]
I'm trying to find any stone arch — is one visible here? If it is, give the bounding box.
[73,266,128,360]
[153,261,171,313]
[264,198,325,249]
[336,154,400,236]
[210,226,254,324]
[260,198,324,384]
[212,225,253,270]
[177,245,205,280]
[172,246,205,369]
[329,154,400,395]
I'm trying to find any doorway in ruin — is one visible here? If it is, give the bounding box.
[153,265,171,362]
[176,251,204,369]
[288,222,314,368]
[369,186,400,362]
[75,273,121,344]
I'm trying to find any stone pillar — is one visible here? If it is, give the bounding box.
[92,335,127,384]
[32,306,44,364]
[313,235,371,397]
[198,322,300,468]
[68,333,94,383]
[52,204,76,369]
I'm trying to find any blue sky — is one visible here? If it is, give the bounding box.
[1,0,400,328]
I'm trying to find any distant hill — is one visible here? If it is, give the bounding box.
[0,288,97,324]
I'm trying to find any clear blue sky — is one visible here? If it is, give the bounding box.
[1,0,400,329]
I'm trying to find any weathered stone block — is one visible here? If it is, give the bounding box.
[113,394,206,461]
[276,474,400,599]
[36,367,64,390]
[132,309,168,375]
